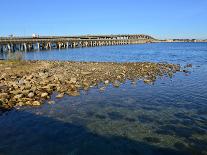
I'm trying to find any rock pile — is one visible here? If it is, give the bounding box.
[0,60,181,109]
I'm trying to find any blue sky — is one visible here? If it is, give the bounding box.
[0,0,207,39]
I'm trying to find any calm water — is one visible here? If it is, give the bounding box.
[0,43,207,155]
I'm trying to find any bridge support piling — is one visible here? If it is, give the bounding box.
[7,44,11,51]
[0,45,3,52]
[23,43,27,51]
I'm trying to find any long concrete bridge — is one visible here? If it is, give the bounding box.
[0,34,155,52]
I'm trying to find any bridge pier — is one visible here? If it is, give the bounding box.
[23,43,27,51]
[0,45,3,52]
[7,44,11,51]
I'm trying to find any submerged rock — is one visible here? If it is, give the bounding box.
[56,93,64,99]
[41,92,48,98]
[32,101,41,106]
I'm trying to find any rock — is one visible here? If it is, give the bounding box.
[32,101,41,106]
[144,79,152,84]
[0,93,9,99]
[10,90,21,95]
[48,100,55,104]
[56,93,64,98]
[30,86,37,92]
[39,72,45,77]
[14,94,23,99]
[22,90,30,95]
[41,86,52,92]
[168,72,173,78]
[28,92,35,98]
[82,81,90,90]
[24,84,31,90]
[26,75,33,80]
[0,84,8,92]
[69,78,77,84]
[18,79,25,85]
[41,92,48,98]
[104,80,109,85]
[117,75,121,79]
[99,87,105,92]
[16,102,24,107]
[67,91,80,96]
[0,73,7,80]
[113,81,120,87]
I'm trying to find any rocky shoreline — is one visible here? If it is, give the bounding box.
[0,60,182,109]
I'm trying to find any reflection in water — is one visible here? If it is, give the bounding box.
[0,43,207,155]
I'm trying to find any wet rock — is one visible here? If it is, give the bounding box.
[56,93,64,98]
[48,100,55,104]
[32,101,41,106]
[113,81,120,87]
[144,79,153,84]
[104,80,109,85]
[41,92,48,98]
[67,91,80,96]
[82,81,90,90]
[16,102,24,107]
[99,87,105,92]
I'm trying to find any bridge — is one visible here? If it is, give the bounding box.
[0,34,155,52]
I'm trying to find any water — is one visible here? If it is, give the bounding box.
[0,43,207,155]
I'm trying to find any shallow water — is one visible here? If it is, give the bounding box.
[0,43,207,155]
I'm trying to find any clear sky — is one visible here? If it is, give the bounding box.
[0,0,207,39]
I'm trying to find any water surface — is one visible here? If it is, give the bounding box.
[0,43,207,155]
